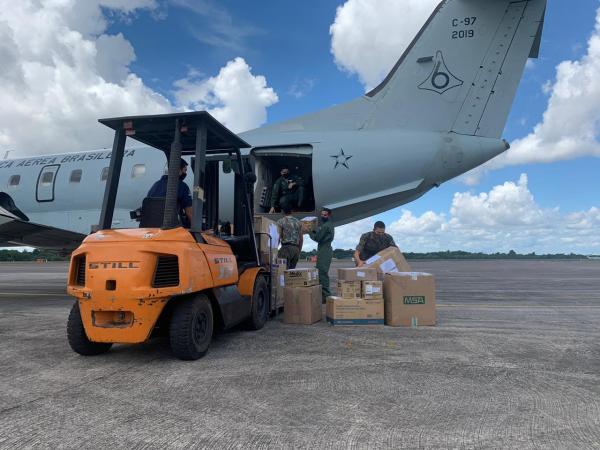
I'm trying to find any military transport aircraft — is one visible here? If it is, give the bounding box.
[0,0,547,250]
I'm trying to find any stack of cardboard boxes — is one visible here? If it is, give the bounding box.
[254,216,279,266]
[283,268,322,325]
[371,247,437,327]
[327,246,437,327]
[326,268,384,325]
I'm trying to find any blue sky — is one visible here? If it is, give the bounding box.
[107,0,600,225]
[2,0,599,253]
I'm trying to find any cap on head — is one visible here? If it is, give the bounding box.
[180,158,188,169]
[282,206,292,215]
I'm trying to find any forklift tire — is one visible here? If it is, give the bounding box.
[246,275,269,331]
[169,294,213,361]
[67,302,112,356]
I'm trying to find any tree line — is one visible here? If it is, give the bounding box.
[300,249,590,260]
[0,248,592,262]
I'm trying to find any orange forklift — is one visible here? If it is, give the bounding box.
[67,112,270,360]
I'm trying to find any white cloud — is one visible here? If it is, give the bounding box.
[331,2,600,183]
[174,58,278,133]
[288,78,317,99]
[330,0,438,90]
[0,1,278,156]
[320,174,600,254]
[171,0,264,52]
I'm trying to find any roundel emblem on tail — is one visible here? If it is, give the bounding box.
[418,51,463,95]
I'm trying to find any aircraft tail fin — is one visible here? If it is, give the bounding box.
[366,0,547,138]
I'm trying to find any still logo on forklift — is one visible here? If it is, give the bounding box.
[214,257,233,264]
[89,262,140,269]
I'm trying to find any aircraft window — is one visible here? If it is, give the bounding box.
[101,167,109,182]
[8,175,20,187]
[70,169,82,183]
[41,171,54,186]
[131,164,146,179]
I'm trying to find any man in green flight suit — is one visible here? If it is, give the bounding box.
[269,166,305,213]
[309,208,335,303]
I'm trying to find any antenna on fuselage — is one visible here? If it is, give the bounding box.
[2,150,11,160]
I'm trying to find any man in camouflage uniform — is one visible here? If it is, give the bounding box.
[354,221,397,266]
[277,207,303,269]
[309,208,335,303]
[269,166,305,213]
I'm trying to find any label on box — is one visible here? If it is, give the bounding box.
[337,281,361,299]
[365,255,380,265]
[404,296,426,305]
[279,275,285,287]
[365,285,381,295]
[327,318,385,325]
[379,259,397,273]
[356,271,366,278]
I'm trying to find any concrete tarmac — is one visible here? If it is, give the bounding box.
[1,260,600,449]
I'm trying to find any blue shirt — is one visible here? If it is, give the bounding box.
[147,175,192,209]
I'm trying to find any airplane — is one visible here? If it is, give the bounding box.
[0,0,547,250]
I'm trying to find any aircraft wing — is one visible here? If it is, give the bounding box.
[0,207,86,251]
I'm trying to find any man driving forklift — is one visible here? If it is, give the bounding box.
[147,158,193,227]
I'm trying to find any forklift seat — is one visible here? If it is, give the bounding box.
[221,235,258,265]
[139,197,165,228]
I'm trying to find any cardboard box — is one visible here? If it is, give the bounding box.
[271,263,286,308]
[337,280,362,299]
[337,267,378,282]
[361,280,383,300]
[326,296,384,325]
[254,216,279,259]
[284,285,322,325]
[364,246,411,276]
[383,272,436,327]
[284,268,319,288]
[301,216,319,234]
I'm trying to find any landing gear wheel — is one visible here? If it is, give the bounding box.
[246,276,269,331]
[169,294,213,361]
[67,302,112,356]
